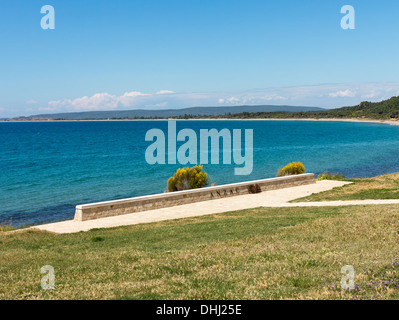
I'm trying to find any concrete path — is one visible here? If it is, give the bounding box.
[30,180,399,234]
[30,180,343,234]
[278,199,399,207]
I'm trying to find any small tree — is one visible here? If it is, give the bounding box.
[167,165,210,192]
[277,162,305,177]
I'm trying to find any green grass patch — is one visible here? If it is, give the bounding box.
[293,172,399,202]
[1,204,399,300]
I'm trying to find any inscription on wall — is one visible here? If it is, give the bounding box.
[210,188,240,199]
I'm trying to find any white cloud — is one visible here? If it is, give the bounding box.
[224,97,241,104]
[156,90,175,95]
[39,106,58,112]
[257,94,287,102]
[49,93,119,111]
[118,91,150,107]
[48,91,151,111]
[362,92,377,99]
[328,89,356,98]
[218,93,287,105]
[46,90,219,113]
[151,102,169,108]
[120,91,148,98]
[35,82,399,115]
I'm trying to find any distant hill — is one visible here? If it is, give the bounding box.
[321,96,399,119]
[195,96,399,120]
[21,105,324,120]
[4,97,399,121]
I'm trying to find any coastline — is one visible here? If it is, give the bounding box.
[1,118,399,126]
[180,118,399,126]
[2,118,399,228]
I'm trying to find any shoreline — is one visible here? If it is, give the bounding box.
[1,118,398,126]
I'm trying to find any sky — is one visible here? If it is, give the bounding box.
[1,0,399,117]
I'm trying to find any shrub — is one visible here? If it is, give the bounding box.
[0,224,14,232]
[248,184,262,194]
[317,172,346,181]
[277,162,306,177]
[167,165,210,192]
[91,236,105,242]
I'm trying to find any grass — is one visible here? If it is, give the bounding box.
[0,224,14,233]
[292,172,399,202]
[1,204,399,300]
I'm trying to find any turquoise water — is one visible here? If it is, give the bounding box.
[1,120,399,227]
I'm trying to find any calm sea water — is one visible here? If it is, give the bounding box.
[1,120,399,227]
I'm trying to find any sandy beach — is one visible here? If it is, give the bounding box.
[179,118,399,126]
[2,117,399,126]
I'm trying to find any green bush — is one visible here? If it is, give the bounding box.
[317,172,346,181]
[167,165,210,192]
[277,162,306,177]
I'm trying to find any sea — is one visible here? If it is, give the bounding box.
[1,120,399,227]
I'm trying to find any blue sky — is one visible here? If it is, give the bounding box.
[1,0,399,117]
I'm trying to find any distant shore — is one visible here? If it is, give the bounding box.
[1,118,399,126]
[183,118,399,126]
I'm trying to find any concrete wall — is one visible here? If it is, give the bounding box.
[74,173,315,221]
